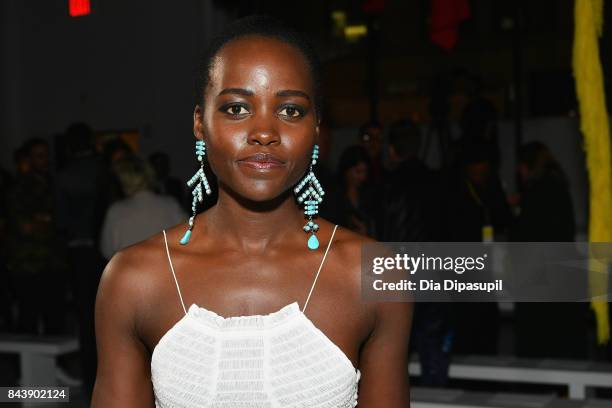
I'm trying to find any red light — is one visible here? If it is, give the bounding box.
[69,0,90,17]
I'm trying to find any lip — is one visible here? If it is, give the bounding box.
[237,153,286,169]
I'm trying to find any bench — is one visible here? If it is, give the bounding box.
[0,334,79,386]
[411,386,612,408]
[409,355,612,399]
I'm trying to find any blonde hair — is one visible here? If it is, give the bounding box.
[112,155,155,197]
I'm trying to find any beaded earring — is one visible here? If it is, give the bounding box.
[294,144,325,250]
[180,139,212,245]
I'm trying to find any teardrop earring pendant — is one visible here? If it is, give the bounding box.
[294,144,325,250]
[180,139,212,245]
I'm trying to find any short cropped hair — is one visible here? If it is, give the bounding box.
[195,15,322,118]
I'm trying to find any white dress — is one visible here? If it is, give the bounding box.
[151,225,361,407]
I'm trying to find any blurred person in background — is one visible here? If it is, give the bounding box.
[6,138,68,334]
[333,145,377,237]
[2,145,30,330]
[446,143,513,242]
[427,74,454,168]
[55,122,104,397]
[381,119,452,386]
[510,142,575,241]
[459,73,500,169]
[445,143,513,355]
[149,151,186,210]
[14,145,31,176]
[93,139,133,244]
[379,119,443,241]
[99,155,186,260]
[359,121,386,185]
[510,141,587,359]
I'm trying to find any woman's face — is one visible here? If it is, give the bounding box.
[195,36,319,202]
[345,161,368,188]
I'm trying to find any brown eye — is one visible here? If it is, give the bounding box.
[279,106,303,118]
[224,105,249,116]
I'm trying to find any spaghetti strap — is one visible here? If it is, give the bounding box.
[162,230,187,315]
[302,224,338,313]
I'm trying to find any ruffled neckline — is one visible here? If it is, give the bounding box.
[186,301,301,330]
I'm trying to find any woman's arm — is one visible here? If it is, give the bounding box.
[91,252,155,407]
[357,301,413,407]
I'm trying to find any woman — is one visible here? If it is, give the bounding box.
[334,145,377,237]
[99,155,186,260]
[92,16,412,407]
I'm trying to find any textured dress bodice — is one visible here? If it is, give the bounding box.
[151,225,361,407]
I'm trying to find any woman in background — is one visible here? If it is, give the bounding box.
[334,145,377,237]
[99,155,186,260]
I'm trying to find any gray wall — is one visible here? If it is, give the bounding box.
[0,0,228,180]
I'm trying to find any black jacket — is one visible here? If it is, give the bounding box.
[379,158,443,242]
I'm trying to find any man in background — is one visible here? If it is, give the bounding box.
[380,119,451,386]
[55,122,103,399]
[7,138,67,335]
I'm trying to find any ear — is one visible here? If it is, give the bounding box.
[193,105,204,141]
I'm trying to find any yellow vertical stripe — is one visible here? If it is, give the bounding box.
[573,0,610,345]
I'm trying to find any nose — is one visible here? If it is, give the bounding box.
[247,117,280,146]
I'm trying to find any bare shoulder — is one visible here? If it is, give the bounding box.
[321,222,377,315]
[330,229,413,406]
[325,222,413,327]
[332,228,414,318]
[93,231,174,407]
[96,230,173,331]
[327,223,376,279]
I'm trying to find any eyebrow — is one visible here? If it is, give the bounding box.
[217,88,310,101]
[276,90,310,100]
[218,88,254,96]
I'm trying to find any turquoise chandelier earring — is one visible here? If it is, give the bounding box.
[180,139,212,245]
[294,144,325,250]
